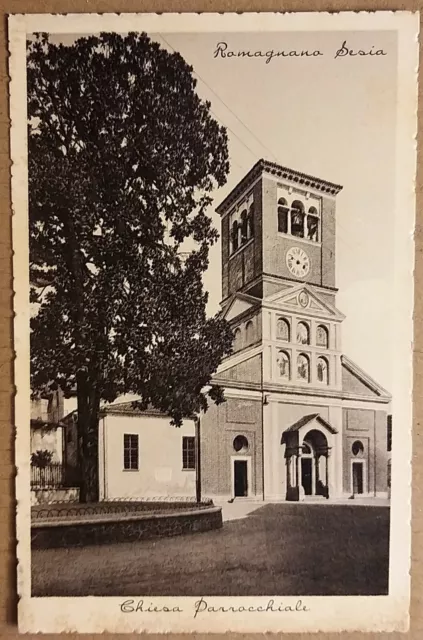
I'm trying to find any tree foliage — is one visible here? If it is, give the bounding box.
[28,32,233,501]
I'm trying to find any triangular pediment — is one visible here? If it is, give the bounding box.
[341,356,391,399]
[281,413,339,442]
[222,292,261,322]
[264,284,345,321]
[213,353,262,385]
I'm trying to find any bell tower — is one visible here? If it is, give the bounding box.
[217,159,343,305]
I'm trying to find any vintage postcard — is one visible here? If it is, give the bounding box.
[9,11,418,634]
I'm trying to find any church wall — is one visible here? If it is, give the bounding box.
[320,196,336,289]
[342,365,379,397]
[201,396,263,499]
[218,354,262,385]
[341,408,388,496]
[375,410,389,495]
[262,280,293,298]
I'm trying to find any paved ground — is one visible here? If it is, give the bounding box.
[216,497,390,521]
[32,503,390,597]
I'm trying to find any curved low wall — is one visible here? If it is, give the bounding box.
[31,505,222,549]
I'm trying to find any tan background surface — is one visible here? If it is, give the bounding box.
[0,2,421,637]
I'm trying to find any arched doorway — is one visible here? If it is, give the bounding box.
[281,414,337,501]
[301,430,330,498]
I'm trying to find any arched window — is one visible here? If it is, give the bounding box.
[245,320,254,345]
[317,356,329,384]
[233,435,249,453]
[247,204,254,239]
[352,440,364,457]
[297,353,310,382]
[277,198,289,234]
[307,206,319,242]
[291,200,305,238]
[240,209,248,244]
[233,327,242,350]
[297,321,310,345]
[276,317,290,341]
[277,350,290,379]
[231,220,239,253]
[316,325,329,348]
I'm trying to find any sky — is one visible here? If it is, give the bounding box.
[44,29,398,391]
[147,30,398,392]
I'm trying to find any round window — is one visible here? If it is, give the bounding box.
[352,440,364,456]
[233,435,249,453]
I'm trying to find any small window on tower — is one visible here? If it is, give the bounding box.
[240,209,248,244]
[291,201,305,238]
[277,198,289,234]
[231,220,239,253]
[307,206,319,242]
[247,204,254,238]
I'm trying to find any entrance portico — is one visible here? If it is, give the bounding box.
[281,414,338,501]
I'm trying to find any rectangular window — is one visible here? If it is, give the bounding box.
[182,436,196,470]
[387,415,392,452]
[123,433,139,470]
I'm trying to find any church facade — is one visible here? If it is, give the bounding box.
[201,159,391,502]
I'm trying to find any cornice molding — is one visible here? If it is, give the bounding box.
[216,159,343,215]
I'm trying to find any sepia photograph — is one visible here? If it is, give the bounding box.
[10,11,417,634]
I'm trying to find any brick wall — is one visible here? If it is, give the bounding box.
[222,180,263,299]
[31,506,223,549]
[201,397,263,498]
[342,408,388,495]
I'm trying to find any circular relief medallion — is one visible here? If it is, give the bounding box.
[298,291,309,308]
[286,246,310,278]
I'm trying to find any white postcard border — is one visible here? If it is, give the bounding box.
[10,11,419,633]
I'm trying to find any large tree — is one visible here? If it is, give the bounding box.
[28,32,233,502]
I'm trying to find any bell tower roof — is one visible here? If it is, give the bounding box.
[216,158,343,216]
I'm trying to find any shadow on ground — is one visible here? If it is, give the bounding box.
[31,503,390,597]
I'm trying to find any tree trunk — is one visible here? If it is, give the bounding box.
[77,371,101,503]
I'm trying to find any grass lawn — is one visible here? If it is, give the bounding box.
[31,503,390,597]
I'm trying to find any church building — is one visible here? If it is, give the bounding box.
[200,159,391,502]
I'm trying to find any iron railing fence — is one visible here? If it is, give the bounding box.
[30,463,65,489]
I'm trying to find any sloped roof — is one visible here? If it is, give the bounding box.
[221,291,261,322]
[102,402,166,417]
[282,413,338,439]
[341,355,391,399]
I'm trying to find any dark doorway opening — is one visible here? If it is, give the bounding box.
[301,458,313,495]
[234,460,248,497]
[352,462,364,494]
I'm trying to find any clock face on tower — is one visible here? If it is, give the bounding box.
[286,246,310,278]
